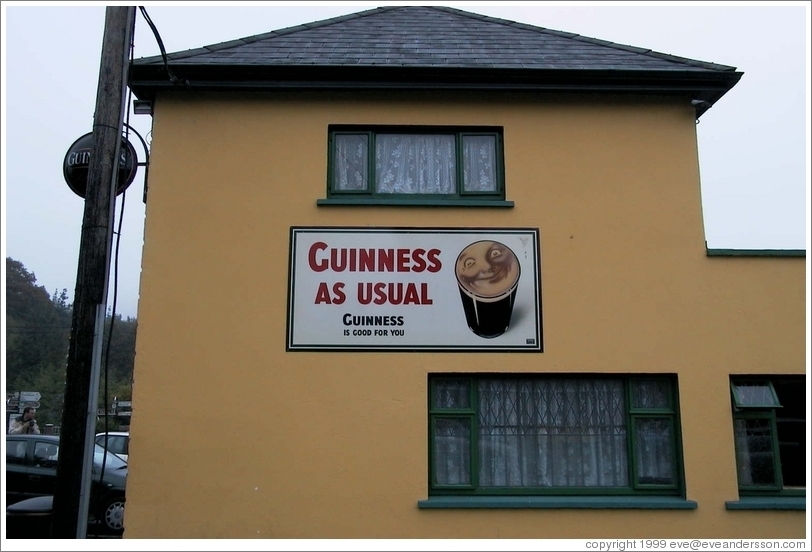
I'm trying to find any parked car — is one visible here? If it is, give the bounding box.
[6,434,127,534]
[95,431,130,462]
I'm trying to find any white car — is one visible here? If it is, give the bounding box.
[95,431,129,462]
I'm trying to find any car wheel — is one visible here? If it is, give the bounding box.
[101,496,125,533]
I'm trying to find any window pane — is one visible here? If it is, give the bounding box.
[93,444,128,470]
[6,441,27,465]
[773,378,806,488]
[477,378,628,487]
[34,442,58,467]
[777,420,806,487]
[333,134,368,191]
[732,382,780,407]
[631,379,671,409]
[462,135,497,192]
[375,134,455,194]
[634,418,676,485]
[433,417,471,485]
[734,418,776,486]
[433,380,470,409]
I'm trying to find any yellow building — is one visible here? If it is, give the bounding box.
[126,6,806,539]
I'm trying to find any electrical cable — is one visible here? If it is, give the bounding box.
[98,6,161,501]
[98,10,137,492]
[138,6,190,89]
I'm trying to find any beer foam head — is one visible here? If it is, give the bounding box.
[455,240,519,298]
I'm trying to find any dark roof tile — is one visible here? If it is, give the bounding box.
[134,6,737,73]
[130,5,741,116]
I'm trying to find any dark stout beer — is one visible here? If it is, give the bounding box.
[455,240,520,338]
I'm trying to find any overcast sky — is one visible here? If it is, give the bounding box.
[2,1,809,320]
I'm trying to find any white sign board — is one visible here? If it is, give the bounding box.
[287,227,542,351]
[19,391,41,402]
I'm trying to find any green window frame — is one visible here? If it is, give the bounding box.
[326,125,506,204]
[428,374,686,497]
[730,376,806,496]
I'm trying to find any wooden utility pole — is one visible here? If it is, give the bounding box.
[51,6,135,538]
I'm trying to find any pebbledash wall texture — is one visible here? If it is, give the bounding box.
[124,7,806,538]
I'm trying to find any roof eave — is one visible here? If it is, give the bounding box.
[128,64,742,118]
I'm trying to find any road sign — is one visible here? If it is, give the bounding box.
[22,401,41,410]
[20,391,41,402]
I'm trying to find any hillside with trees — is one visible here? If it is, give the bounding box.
[5,257,136,432]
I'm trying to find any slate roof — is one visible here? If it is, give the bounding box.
[129,6,742,116]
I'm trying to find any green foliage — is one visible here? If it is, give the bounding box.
[5,257,137,430]
[5,258,70,397]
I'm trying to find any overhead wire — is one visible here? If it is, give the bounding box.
[99,5,139,485]
[137,6,190,88]
[98,6,171,478]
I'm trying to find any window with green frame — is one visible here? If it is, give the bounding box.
[428,374,685,496]
[327,126,505,201]
[730,376,806,495]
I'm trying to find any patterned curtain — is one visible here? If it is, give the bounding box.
[478,378,629,487]
[375,134,456,194]
[333,134,369,191]
[462,135,497,192]
[733,418,776,486]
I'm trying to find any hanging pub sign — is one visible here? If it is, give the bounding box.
[62,132,138,198]
[287,227,543,352]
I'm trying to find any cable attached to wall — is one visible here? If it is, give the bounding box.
[98,12,138,484]
[138,6,190,89]
[99,6,170,479]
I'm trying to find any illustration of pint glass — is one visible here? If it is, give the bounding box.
[455,240,521,338]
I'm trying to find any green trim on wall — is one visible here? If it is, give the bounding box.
[725,497,806,511]
[417,496,698,509]
[706,248,806,257]
[317,198,514,207]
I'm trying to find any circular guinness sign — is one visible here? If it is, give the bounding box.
[63,132,138,198]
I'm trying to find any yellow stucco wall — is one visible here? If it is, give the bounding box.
[124,91,806,538]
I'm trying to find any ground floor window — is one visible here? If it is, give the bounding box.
[428,374,684,496]
[731,375,806,495]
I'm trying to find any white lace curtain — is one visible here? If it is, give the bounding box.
[732,418,774,486]
[434,378,675,488]
[478,378,629,487]
[376,134,456,194]
[333,133,497,194]
[333,134,368,191]
[461,135,497,193]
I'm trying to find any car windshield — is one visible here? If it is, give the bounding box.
[93,443,127,469]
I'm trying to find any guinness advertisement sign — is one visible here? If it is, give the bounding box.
[286,227,543,352]
[62,132,138,198]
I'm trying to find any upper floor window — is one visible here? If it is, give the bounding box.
[730,376,806,495]
[428,374,685,496]
[327,126,505,202]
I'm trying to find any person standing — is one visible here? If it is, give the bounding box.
[8,407,40,434]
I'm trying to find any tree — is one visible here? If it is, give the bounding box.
[4,257,137,430]
[5,258,71,395]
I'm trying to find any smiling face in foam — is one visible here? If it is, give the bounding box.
[455,241,519,298]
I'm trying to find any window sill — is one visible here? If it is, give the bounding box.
[725,497,806,511]
[418,496,697,510]
[317,198,514,208]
